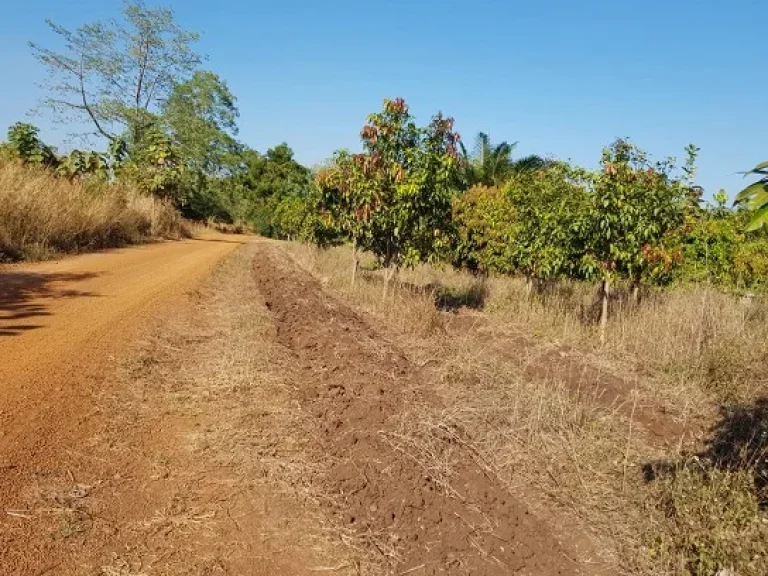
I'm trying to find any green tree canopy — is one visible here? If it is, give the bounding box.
[581,139,693,342]
[163,70,240,176]
[117,123,183,198]
[221,144,312,234]
[237,144,311,200]
[3,122,58,167]
[451,184,517,274]
[317,98,461,291]
[582,140,691,286]
[505,163,590,287]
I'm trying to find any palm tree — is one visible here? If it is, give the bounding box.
[459,132,546,188]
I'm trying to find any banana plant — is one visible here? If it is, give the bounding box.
[734,160,768,231]
[57,150,108,180]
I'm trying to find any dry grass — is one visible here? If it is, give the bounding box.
[104,242,371,574]
[283,242,768,576]
[288,245,446,342]
[298,245,768,406]
[645,461,767,575]
[203,219,254,235]
[485,276,768,405]
[0,160,187,262]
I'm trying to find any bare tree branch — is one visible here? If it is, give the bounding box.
[78,59,115,141]
[28,1,201,145]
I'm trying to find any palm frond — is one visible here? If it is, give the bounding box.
[512,154,547,173]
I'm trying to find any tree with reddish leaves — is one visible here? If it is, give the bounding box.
[316,98,461,295]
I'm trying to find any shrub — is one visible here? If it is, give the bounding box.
[504,163,590,286]
[272,195,310,240]
[451,185,516,274]
[678,210,768,292]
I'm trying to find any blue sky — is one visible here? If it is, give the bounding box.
[0,0,764,198]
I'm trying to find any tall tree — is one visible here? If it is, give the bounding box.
[237,144,311,200]
[30,0,201,145]
[226,144,312,234]
[159,71,241,216]
[163,70,239,175]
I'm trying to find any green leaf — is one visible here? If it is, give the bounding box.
[746,204,768,231]
[734,181,766,204]
[747,188,768,211]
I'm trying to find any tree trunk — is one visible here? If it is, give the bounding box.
[631,281,640,306]
[383,265,398,301]
[350,238,359,287]
[600,278,610,346]
[525,275,534,297]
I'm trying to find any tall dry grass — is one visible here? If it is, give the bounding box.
[484,276,768,405]
[282,242,768,575]
[0,160,187,261]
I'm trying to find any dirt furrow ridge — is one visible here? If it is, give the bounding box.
[252,245,581,575]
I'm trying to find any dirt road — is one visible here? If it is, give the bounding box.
[1,234,245,382]
[1,235,246,463]
[0,235,248,574]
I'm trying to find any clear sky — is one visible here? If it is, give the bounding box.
[1,0,764,198]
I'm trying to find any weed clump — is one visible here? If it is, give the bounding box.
[644,461,767,576]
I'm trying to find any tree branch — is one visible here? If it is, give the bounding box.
[135,35,150,110]
[143,77,159,110]
[79,59,115,141]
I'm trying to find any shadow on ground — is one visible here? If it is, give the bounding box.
[0,271,100,336]
[644,396,768,504]
[431,281,488,311]
[359,270,488,312]
[192,236,250,245]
